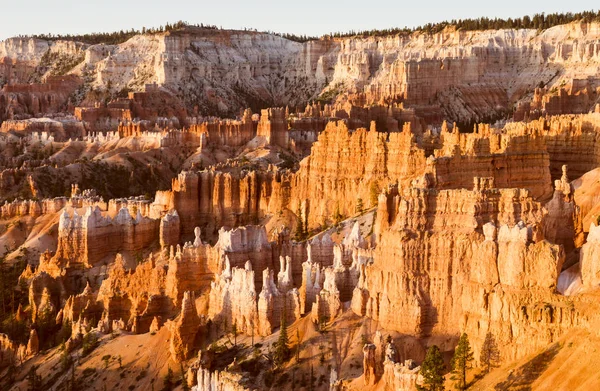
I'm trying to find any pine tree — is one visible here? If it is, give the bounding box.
[162,366,174,391]
[450,333,474,391]
[369,181,380,207]
[333,203,342,226]
[180,363,190,391]
[232,321,238,346]
[294,202,305,241]
[479,332,500,374]
[27,365,42,391]
[356,198,364,214]
[296,329,301,363]
[303,211,309,238]
[418,345,445,391]
[273,304,290,366]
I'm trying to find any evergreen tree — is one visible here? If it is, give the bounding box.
[450,333,474,391]
[333,203,342,226]
[294,202,305,241]
[162,366,174,391]
[232,321,238,346]
[356,198,364,214]
[60,348,73,372]
[273,304,290,366]
[479,332,500,374]
[303,211,309,238]
[418,345,445,391]
[369,181,380,207]
[27,365,42,391]
[180,363,190,391]
[296,329,301,363]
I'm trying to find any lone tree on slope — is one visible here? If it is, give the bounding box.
[479,331,500,374]
[418,345,446,391]
[273,304,290,366]
[451,333,474,390]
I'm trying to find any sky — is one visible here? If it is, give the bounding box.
[0,0,598,41]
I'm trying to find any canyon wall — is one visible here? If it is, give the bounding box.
[504,113,600,180]
[3,22,600,122]
[352,180,579,362]
[290,120,555,229]
[53,206,159,267]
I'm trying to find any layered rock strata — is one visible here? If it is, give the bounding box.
[352,179,577,362]
[168,291,202,360]
[54,206,159,267]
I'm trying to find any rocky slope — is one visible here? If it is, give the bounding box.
[3,17,600,391]
[2,22,600,121]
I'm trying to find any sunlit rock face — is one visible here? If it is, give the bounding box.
[3,22,600,121]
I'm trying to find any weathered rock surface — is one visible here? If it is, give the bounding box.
[168,291,201,360]
[4,22,600,123]
[193,367,249,391]
[352,181,576,362]
[54,206,159,267]
[580,223,600,288]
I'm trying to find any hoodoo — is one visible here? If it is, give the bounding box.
[2,8,600,391]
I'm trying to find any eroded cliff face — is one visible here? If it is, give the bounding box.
[54,206,159,268]
[351,180,581,362]
[3,24,600,390]
[290,121,426,227]
[289,119,555,229]
[156,169,289,240]
[505,112,600,181]
[3,22,600,122]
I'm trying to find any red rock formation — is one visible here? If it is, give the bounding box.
[257,108,288,148]
[188,109,256,147]
[291,121,426,228]
[0,75,81,123]
[159,169,288,240]
[97,254,169,332]
[311,267,342,323]
[0,334,22,366]
[515,82,599,120]
[26,330,39,357]
[352,179,576,362]
[54,206,160,268]
[580,223,600,288]
[363,343,377,386]
[429,124,553,200]
[505,113,600,180]
[168,291,201,360]
[573,166,600,233]
[208,259,257,335]
[75,84,187,132]
[544,165,584,259]
[290,119,556,230]
[159,210,180,248]
[257,268,300,335]
[0,116,86,140]
[194,367,249,391]
[60,282,102,326]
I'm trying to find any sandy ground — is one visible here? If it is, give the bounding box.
[0,213,60,264]
[7,326,177,391]
[471,329,600,391]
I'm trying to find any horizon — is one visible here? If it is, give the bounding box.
[1,0,598,42]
